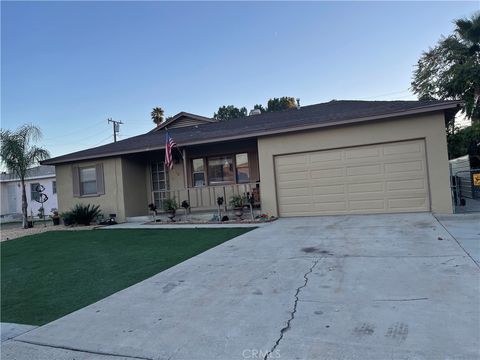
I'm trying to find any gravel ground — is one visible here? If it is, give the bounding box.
[1,224,98,242]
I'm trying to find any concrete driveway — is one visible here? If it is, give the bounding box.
[2,213,479,360]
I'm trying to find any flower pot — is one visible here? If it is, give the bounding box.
[233,207,243,219]
[166,210,176,222]
[52,217,60,226]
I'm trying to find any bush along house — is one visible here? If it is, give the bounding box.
[42,100,462,222]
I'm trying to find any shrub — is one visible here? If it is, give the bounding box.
[69,204,102,226]
[60,211,74,226]
[229,195,246,208]
[163,198,178,212]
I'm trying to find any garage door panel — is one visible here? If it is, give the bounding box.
[348,182,385,193]
[310,168,345,178]
[277,180,311,190]
[313,202,347,212]
[278,195,313,205]
[277,187,312,197]
[279,204,314,214]
[312,184,345,195]
[383,142,422,156]
[275,139,430,216]
[385,160,424,173]
[276,154,307,166]
[387,178,426,191]
[385,190,429,199]
[312,194,347,203]
[345,146,381,160]
[310,151,343,163]
[348,199,386,211]
[387,197,428,210]
[276,164,308,174]
[346,164,383,176]
[277,171,309,182]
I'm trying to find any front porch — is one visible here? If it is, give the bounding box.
[122,138,262,221]
[153,182,261,213]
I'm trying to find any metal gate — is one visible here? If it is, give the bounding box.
[451,168,480,205]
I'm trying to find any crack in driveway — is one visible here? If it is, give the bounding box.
[263,258,320,360]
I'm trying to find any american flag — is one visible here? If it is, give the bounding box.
[164,131,177,170]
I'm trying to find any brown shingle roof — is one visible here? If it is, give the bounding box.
[42,100,462,165]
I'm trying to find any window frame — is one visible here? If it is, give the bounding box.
[31,183,41,201]
[207,155,235,185]
[235,153,250,184]
[52,181,57,194]
[79,166,98,196]
[191,158,207,187]
[190,152,251,187]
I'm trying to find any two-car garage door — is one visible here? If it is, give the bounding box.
[274,139,430,216]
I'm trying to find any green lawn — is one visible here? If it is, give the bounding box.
[1,228,252,325]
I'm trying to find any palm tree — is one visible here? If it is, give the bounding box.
[0,125,50,228]
[151,107,165,126]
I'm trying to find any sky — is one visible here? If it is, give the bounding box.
[1,1,479,159]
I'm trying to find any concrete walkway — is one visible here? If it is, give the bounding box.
[1,323,37,343]
[102,221,269,229]
[2,213,479,360]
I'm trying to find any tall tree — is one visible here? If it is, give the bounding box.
[213,105,247,121]
[266,97,297,112]
[411,12,480,123]
[151,107,165,125]
[0,125,50,228]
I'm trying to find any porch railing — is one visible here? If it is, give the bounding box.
[152,182,260,212]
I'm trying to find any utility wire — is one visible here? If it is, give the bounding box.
[358,89,412,100]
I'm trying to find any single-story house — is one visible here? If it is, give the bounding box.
[0,165,58,222]
[42,100,462,222]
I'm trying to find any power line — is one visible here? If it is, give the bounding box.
[90,135,113,147]
[358,89,412,100]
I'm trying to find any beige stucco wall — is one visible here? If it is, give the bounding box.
[122,158,149,217]
[258,112,453,217]
[56,157,127,222]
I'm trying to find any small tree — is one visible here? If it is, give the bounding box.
[151,107,165,126]
[0,125,50,228]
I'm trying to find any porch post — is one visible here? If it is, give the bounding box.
[183,149,188,189]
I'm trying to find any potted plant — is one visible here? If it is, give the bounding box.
[163,198,178,221]
[51,209,60,226]
[229,195,246,219]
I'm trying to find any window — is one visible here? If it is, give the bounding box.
[151,162,168,209]
[31,183,41,201]
[208,156,234,184]
[52,181,57,194]
[72,164,104,197]
[80,167,97,195]
[235,153,250,183]
[192,158,206,187]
